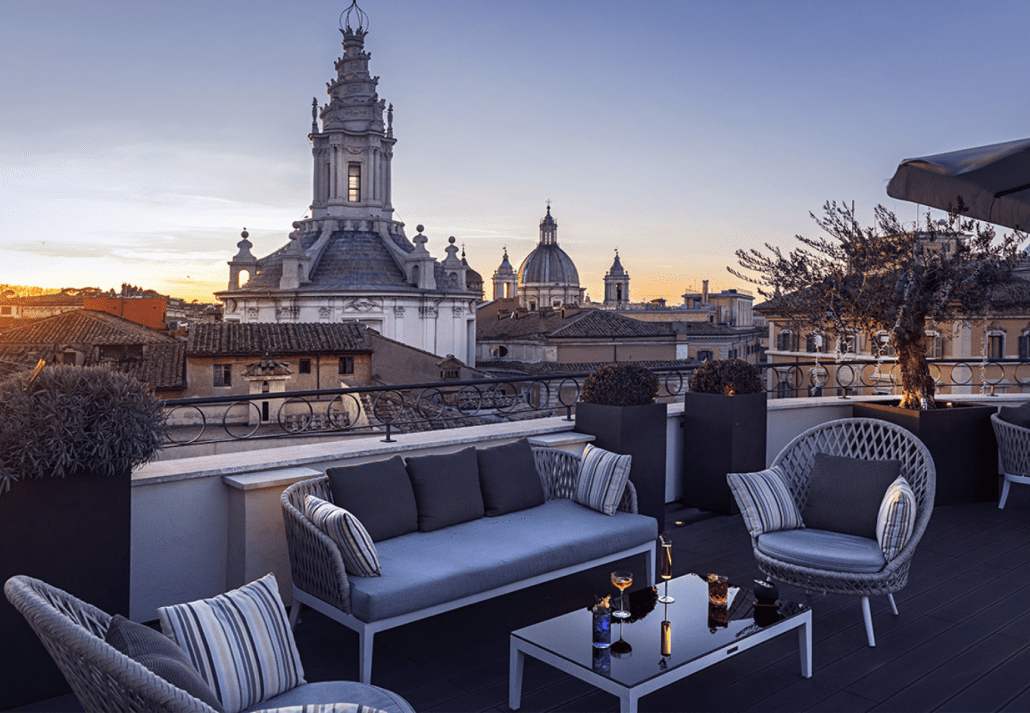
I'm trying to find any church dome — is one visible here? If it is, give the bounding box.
[517,205,580,286]
[518,244,579,285]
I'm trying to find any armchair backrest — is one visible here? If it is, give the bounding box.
[991,413,1030,477]
[3,575,218,713]
[771,417,936,518]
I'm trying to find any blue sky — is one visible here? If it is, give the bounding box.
[2,0,1028,303]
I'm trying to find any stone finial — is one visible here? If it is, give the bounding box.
[443,236,461,264]
[233,228,255,261]
[411,225,430,254]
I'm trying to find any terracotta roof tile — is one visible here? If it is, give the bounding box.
[187,322,372,356]
[0,309,178,346]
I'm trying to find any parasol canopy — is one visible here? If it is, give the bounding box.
[886,137,1030,231]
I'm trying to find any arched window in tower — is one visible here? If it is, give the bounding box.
[616,284,622,302]
[348,163,361,202]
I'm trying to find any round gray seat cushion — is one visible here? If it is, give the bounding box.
[756,528,885,574]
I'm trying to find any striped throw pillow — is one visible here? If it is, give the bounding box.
[876,476,917,560]
[574,444,632,516]
[157,574,305,713]
[726,466,803,538]
[304,495,381,577]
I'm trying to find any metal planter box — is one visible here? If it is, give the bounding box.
[682,391,768,515]
[852,401,998,506]
[575,402,668,535]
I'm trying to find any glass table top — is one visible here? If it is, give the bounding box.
[511,572,809,687]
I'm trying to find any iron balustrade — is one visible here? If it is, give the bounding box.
[159,359,1030,447]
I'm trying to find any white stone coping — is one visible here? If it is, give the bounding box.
[526,432,596,448]
[222,467,323,491]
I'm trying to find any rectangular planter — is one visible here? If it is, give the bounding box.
[682,391,768,515]
[0,467,131,709]
[575,402,667,535]
[852,401,998,506]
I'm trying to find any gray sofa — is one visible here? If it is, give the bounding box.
[282,444,658,684]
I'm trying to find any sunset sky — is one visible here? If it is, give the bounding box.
[2,0,1028,304]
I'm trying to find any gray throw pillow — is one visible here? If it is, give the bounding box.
[326,455,418,541]
[476,439,546,516]
[802,452,901,539]
[998,402,1030,430]
[405,447,485,531]
[105,615,226,713]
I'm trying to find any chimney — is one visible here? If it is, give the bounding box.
[702,280,709,306]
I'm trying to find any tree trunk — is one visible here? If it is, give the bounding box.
[894,330,936,409]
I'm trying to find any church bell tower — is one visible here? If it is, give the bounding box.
[309,1,395,221]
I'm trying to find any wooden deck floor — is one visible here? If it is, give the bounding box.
[16,491,1030,713]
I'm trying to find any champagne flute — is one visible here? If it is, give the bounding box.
[658,536,675,604]
[611,570,632,619]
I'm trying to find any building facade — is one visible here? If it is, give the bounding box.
[216,6,480,366]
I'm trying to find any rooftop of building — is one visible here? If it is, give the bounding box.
[187,322,373,356]
[477,299,676,341]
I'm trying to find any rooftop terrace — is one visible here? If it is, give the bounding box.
[10,395,1030,712]
[17,491,1030,713]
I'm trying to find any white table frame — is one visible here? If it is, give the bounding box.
[509,607,811,713]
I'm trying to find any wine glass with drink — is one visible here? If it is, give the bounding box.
[611,570,632,619]
[658,535,675,604]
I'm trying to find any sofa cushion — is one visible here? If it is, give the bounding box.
[756,529,886,573]
[726,466,803,538]
[876,476,918,561]
[158,574,305,713]
[476,439,546,516]
[326,456,418,542]
[105,614,226,713]
[999,402,1030,429]
[405,447,485,531]
[574,444,632,516]
[802,452,900,539]
[304,495,381,577]
[347,498,658,622]
[246,681,414,713]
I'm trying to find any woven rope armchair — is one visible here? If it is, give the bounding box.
[281,446,647,684]
[4,576,415,713]
[991,413,1030,509]
[744,417,935,647]
[4,575,220,713]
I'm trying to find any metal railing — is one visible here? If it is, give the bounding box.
[160,358,1030,447]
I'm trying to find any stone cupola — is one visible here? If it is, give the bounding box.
[492,247,517,300]
[227,228,259,290]
[309,0,395,221]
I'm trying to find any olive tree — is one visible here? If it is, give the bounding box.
[730,201,1024,409]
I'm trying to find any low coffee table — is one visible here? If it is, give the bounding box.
[509,573,811,713]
